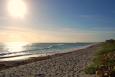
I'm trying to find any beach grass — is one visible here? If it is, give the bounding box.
[85,40,115,75]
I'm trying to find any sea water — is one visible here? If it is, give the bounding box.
[0,43,92,61]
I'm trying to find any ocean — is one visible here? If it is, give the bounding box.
[0,43,92,61]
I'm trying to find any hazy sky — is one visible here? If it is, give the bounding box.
[0,0,115,43]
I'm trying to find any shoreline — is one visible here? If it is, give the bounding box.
[0,43,94,61]
[0,44,100,77]
[0,44,94,62]
[0,44,97,70]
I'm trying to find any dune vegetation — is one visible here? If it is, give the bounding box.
[85,39,115,76]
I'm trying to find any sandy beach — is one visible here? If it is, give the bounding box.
[0,44,99,77]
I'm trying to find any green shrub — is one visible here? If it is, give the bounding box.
[85,41,115,75]
[96,42,115,55]
[84,64,97,74]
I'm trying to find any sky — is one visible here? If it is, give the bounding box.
[0,0,115,43]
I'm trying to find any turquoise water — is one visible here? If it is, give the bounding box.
[0,43,92,61]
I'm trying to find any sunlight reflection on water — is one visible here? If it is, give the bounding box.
[0,42,50,61]
[4,42,28,52]
[0,55,38,61]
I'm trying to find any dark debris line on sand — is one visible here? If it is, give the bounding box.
[0,44,99,77]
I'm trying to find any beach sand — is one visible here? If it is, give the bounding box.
[0,44,99,77]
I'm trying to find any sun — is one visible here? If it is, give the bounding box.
[7,0,27,18]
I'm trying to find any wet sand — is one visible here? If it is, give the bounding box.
[0,44,99,77]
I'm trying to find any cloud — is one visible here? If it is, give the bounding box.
[86,26,115,33]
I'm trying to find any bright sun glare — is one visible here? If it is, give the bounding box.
[8,0,27,18]
[5,42,28,52]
